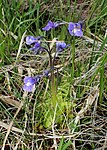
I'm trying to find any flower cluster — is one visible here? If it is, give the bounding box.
[25,36,68,55]
[43,20,83,37]
[23,20,83,92]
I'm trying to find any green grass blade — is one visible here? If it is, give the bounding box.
[58,137,64,150]
[62,140,72,150]
[99,66,104,103]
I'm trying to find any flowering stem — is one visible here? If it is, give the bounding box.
[71,36,75,81]
[47,46,57,106]
[51,66,57,107]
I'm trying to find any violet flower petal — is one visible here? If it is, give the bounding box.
[23,84,34,92]
[35,75,42,83]
[24,76,36,85]
[56,41,67,52]
[23,76,42,92]
[29,42,41,51]
[68,22,83,37]
[42,21,65,31]
[26,36,37,45]
[23,77,36,92]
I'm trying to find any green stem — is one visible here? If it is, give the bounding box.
[48,49,57,107]
[99,66,104,104]
[71,36,75,82]
[51,68,57,106]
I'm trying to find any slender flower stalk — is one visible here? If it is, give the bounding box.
[71,36,75,81]
[46,44,57,106]
[47,41,68,106]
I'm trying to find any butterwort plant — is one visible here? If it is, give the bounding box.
[41,20,83,106]
[23,20,83,86]
[22,19,84,128]
[22,20,83,127]
[23,19,83,93]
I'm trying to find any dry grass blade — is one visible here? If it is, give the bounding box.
[49,38,57,50]
[0,121,23,133]
[72,86,99,133]
[0,95,21,108]
[83,35,107,48]
[15,30,27,62]
[1,101,23,150]
[0,120,79,139]
[5,71,11,92]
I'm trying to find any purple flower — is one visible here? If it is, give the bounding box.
[56,41,67,52]
[26,36,37,45]
[26,36,42,45]
[42,21,65,31]
[29,41,42,54]
[68,22,83,37]
[23,76,41,92]
[30,42,41,50]
[23,77,36,92]
[26,36,45,54]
